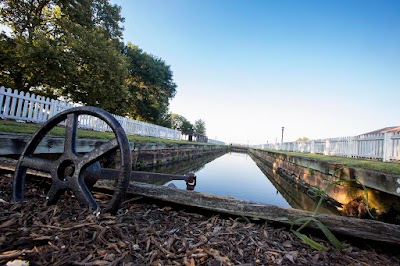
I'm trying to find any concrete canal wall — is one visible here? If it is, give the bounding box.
[248,148,400,221]
[133,142,228,170]
[0,133,228,170]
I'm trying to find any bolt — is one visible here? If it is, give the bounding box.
[64,165,75,177]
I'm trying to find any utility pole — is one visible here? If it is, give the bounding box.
[281,126,285,143]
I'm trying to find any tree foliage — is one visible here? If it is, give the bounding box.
[124,43,176,124]
[0,0,178,121]
[170,115,207,137]
[0,0,62,90]
[297,137,309,142]
[59,0,124,40]
[0,0,129,114]
[193,119,206,135]
[170,114,193,135]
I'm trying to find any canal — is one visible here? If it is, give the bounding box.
[149,150,340,215]
[164,152,291,208]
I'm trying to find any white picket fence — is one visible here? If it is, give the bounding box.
[0,87,181,140]
[258,133,400,162]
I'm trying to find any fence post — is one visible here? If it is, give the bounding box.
[324,139,330,156]
[0,87,5,115]
[9,89,18,118]
[27,92,35,120]
[15,90,24,118]
[121,117,127,133]
[49,99,57,118]
[383,132,393,162]
[3,88,12,118]
[347,136,353,158]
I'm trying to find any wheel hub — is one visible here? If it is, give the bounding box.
[58,160,75,181]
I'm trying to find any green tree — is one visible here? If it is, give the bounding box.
[157,112,173,128]
[59,0,124,40]
[124,43,176,124]
[181,120,194,136]
[60,23,129,113]
[0,0,129,114]
[0,0,63,90]
[170,114,193,135]
[1,0,178,118]
[193,119,206,135]
[297,137,309,142]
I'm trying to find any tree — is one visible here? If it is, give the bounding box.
[59,23,129,114]
[0,0,64,90]
[1,0,178,118]
[59,0,125,40]
[170,114,193,135]
[193,119,206,135]
[0,0,129,114]
[124,43,177,124]
[157,112,172,128]
[297,137,309,142]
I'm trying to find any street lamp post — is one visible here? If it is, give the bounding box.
[281,126,285,143]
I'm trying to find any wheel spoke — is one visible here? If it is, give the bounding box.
[21,157,54,173]
[79,138,119,167]
[13,166,27,201]
[46,183,61,205]
[64,113,78,155]
[71,178,99,211]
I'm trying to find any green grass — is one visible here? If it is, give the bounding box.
[0,119,207,145]
[262,149,400,176]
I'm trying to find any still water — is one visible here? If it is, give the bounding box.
[165,152,291,208]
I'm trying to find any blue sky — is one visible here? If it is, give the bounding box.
[111,0,400,145]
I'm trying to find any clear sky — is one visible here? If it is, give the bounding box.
[111,0,399,145]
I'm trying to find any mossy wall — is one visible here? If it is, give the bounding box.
[249,148,400,221]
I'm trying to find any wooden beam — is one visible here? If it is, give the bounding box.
[101,181,400,245]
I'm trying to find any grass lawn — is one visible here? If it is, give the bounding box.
[261,149,400,176]
[0,119,207,145]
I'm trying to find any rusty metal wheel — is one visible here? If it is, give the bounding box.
[12,106,132,213]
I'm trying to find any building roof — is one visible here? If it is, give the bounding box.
[361,126,400,135]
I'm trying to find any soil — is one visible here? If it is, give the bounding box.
[0,173,399,266]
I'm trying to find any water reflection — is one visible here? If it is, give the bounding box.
[142,150,397,221]
[150,151,226,176]
[146,151,341,213]
[166,152,291,208]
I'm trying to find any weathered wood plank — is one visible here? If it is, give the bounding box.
[112,181,400,245]
[0,157,50,178]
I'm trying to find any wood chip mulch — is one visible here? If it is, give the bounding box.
[0,173,399,266]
